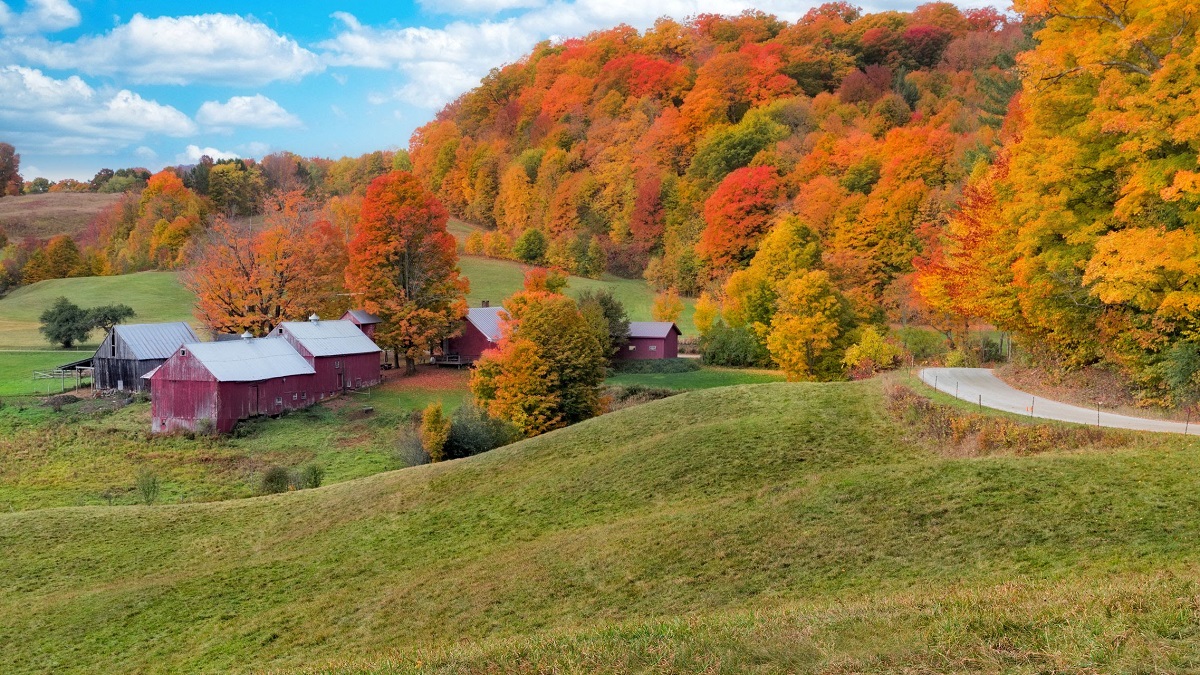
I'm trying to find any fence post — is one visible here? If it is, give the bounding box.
[955,382,959,399]
[978,394,982,412]
[1030,396,1035,418]
[1096,401,1100,428]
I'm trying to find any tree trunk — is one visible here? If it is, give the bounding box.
[405,356,417,376]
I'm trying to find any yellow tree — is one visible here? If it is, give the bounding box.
[766,270,846,381]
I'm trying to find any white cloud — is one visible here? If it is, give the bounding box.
[2,13,321,85]
[238,141,271,157]
[417,0,547,16]
[196,94,301,129]
[134,146,157,161]
[0,65,195,156]
[0,0,80,34]
[319,0,809,109]
[176,144,239,164]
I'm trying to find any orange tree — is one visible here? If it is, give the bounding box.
[470,290,606,437]
[346,171,469,374]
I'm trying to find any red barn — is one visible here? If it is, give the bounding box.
[439,305,505,365]
[619,322,681,360]
[341,309,382,340]
[271,316,382,396]
[149,337,317,434]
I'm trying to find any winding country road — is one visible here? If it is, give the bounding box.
[919,367,1196,436]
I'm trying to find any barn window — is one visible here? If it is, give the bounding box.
[301,392,307,400]
[335,359,342,368]
[292,393,298,401]
[628,345,635,351]
[649,345,657,351]
[275,396,283,406]
[110,340,115,357]
[180,348,187,356]
[278,328,283,334]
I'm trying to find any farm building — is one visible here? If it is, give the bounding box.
[271,316,383,396]
[618,322,681,360]
[438,304,505,365]
[342,309,382,339]
[149,336,317,434]
[92,322,200,391]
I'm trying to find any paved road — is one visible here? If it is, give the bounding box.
[919,367,1195,435]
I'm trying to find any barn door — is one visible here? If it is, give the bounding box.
[249,385,259,416]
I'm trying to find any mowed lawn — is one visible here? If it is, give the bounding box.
[6,381,1200,672]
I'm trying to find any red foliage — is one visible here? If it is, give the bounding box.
[600,54,688,99]
[699,166,783,273]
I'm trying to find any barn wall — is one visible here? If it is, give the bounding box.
[311,352,380,396]
[445,322,495,361]
[619,337,668,360]
[664,330,679,358]
[150,351,219,433]
[93,330,163,391]
[217,375,317,433]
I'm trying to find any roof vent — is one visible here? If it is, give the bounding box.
[309,313,320,323]
[481,300,490,308]
[241,331,252,341]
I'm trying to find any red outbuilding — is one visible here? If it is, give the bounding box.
[438,305,505,365]
[271,316,382,396]
[619,321,681,360]
[341,309,382,340]
[149,336,317,434]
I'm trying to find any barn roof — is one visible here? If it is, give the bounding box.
[628,321,681,339]
[466,306,506,342]
[273,319,382,357]
[109,322,200,360]
[342,309,383,325]
[183,338,315,382]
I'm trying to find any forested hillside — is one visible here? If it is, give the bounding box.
[409,2,1026,377]
[918,0,1200,402]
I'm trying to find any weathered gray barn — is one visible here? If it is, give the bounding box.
[92,322,200,391]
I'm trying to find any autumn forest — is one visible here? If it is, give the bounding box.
[1,0,1197,398]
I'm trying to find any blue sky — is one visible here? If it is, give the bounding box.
[0,0,996,180]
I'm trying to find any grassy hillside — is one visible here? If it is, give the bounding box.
[0,192,123,240]
[0,271,194,349]
[5,381,1200,672]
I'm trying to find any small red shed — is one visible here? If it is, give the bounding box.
[619,322,681,360]
[440,306,505,364]
[271,316,382,396]
[341,309,382,340]
[149,337,317,434]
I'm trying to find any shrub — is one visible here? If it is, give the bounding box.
[260,466,293,494]
[444,402,519,460]
[980,336,1005,364]
[135,468,160,505]
[513,228,547,264]
[602,384,679,412]
[396,424,430,466]
[701,321,771,367]
[420,402,452,463]
[299,464,324,489]
[944,349,970,368]
[896,327,947,361]
[464,230,485,255]
[844,327,901,378]
[610,357,701,374]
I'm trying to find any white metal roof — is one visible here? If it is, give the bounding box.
[183,338,315,382]
[343,309,383,325]
[273,319,382,357]
[628,321,680,339]
[466,306,506,342]
[108,322,200,360]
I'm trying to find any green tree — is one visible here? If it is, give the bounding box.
[87,304,136,333]
[513,228,548,265]
[578,288,630,361]
[39,297,93,348]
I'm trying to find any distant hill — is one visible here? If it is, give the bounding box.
[0,192,125,240]
[3,380,1198,671]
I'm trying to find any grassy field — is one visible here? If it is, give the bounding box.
[607,366,783,390]
[5,380,1200,672]
[0,367,469,511]
[0,192,124,240]
[0,271,194,349]
[0,351,92,396]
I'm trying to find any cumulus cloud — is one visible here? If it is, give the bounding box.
[196,94,301,129]
[0,65,195,155]
[319,0,808,109]
[176,144,239,164]
[0,0,80,34]
[2,13,321,85]
[134,146,157,161]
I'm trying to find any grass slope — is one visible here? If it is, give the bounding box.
[5,381,1200,672]
[0,271,194,349]
[0,193,123,240]
[607,366,783,390]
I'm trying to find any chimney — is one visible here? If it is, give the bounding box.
[241,331,252,341]
[309,313,320,323]
[481,300,490,308]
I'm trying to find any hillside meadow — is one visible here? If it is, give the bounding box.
[0,192,123,240]
[4,381,1200,672]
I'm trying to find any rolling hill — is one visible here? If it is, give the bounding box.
[0,192,123,240]
[4,381,1200,672]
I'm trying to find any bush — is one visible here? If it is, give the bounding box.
[260,466,293,494]
[700,322,771,367]
[420,402,452,463]
[980,336,1005,364]
[513,228,547,264]
[610,358,701,374]
[135,468,160,505]
[602,384,679,412]
[895,327,947,361]
[444,402,519,460]
[396,423,430,466]
[299,464,324,489]
[944,349,971,368]
[843,327,901,378]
